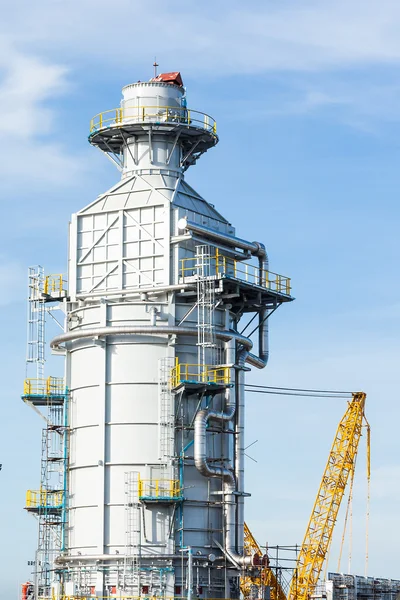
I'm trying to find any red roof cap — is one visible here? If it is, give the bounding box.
[152,72,183,87]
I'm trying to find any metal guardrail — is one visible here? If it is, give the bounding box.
[180,250,292,296]
[138,479,181,499]
[23,377,66,397]
[90,105,217,135]
[44,274,67,296]
[26,489,63,509]
[170,361,230,389]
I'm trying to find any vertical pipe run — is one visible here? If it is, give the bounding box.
[187,547,193,600]
[235,349,248,556]
[193,338,253,567]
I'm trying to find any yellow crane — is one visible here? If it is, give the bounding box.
[241,522,286,600]
[242,391,369,600]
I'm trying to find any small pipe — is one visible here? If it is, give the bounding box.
[149,305,158,326]
[55,553,202,563]
[187,546,193,600]
[75,282,196,300]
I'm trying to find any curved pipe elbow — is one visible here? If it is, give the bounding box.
[194,409,235,486]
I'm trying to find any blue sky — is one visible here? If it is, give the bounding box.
[1,0,400,596]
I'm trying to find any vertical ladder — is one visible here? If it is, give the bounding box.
[196,245,217,372]
[124,472,141,595]
[159,357,175,478]
[27,266,45,380]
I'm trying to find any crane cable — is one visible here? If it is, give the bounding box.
[337,460,356,572]
[245,385,371,578]
[365,420,371,577]
[244,384,352,399]
[245,383,352,395]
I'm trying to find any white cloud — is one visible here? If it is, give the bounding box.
[4,0,400,74]
[2,0,400,134]
[0,39,87,186]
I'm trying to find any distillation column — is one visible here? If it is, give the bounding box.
[41,71,293,599]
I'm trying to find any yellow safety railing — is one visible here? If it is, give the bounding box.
[90,105,217,136]
[138,478,181,499]
[26,489,63,509]
[170,360,230,389]
[180,250,291,296]
[23,376,66,397]
[44,274,67,296]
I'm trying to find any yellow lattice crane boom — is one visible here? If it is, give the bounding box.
[241,522,287,600]
[242,392,368,600]
[288,392,367,600]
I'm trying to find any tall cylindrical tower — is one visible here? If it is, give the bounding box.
[25,71,293,600]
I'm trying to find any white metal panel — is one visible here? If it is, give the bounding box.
[106,384,158,423]
[105,424,159,463]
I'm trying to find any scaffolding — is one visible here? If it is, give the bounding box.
[23,266,69,600]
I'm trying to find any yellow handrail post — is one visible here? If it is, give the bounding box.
[166,107,169,122]
[138,478,143,498]
[286,278,291,295]
[155,480,159,498]
[213,121,217,134]
[188,110,191,125]
[216,248,219,274]
[99,113,103,129]
[142,106,145,121]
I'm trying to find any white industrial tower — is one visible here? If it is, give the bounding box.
[22,71,293,600]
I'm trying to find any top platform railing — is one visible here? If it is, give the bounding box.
[90,106,217,135]
[180,251,292,296]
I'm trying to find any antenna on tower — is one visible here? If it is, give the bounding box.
[153,58,159,78]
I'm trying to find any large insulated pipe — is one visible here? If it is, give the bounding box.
[50,324,267,371]
[258,243,269,368]
[178,218,267,258]
[50,325,252,351]
[178,218,270,370]
[50,325,266,369]
[193,338,255,568]
[235,349,248,557]
[194,405,253,568]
